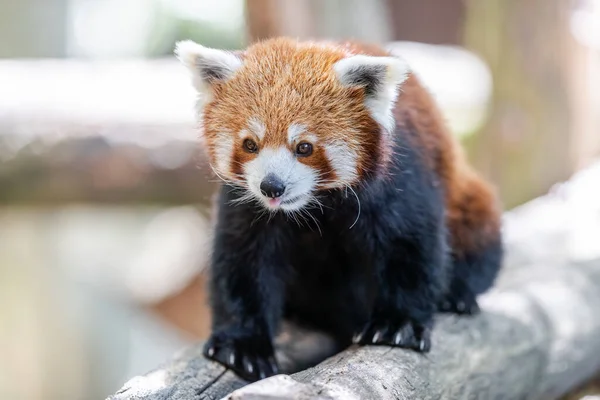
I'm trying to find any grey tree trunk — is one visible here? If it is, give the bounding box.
[0,0,68,57]
[245,0,391,44]
[108,161,600,399]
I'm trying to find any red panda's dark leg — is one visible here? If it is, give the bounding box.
[440,238,503,315]
[440,177,503,315]
[204,186,287,382]
[354,207,449,352]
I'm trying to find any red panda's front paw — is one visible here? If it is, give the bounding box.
[354,316,432,353]
[203,332,279,382]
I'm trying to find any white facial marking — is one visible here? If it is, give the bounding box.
[303,133,318,144]
[287,123,307,145]
[214,132,234,176]
[248,117,266,141]
[324,141,358,186]
[243,147,318,211]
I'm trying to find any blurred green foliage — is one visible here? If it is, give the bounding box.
[146,1,246,56]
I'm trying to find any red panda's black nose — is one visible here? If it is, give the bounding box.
[260,174,286,198]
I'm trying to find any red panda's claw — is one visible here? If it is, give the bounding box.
[355,316,432,353]
[202,333,279,382]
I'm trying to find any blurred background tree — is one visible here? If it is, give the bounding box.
[463,0,598,208]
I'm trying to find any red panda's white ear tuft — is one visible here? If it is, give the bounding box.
[174,40,243,96]
[333,55,410,133]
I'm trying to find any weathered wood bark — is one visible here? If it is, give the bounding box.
[108,161,600,399]
[0,59,216,205]
[0,135,216,205]
[107,259,600,400]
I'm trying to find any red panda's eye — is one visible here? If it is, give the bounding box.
[296,143,313,157]
[243,139,258,153]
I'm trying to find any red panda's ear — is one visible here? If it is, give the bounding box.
[175,40,243,96]
[333,55,409,133]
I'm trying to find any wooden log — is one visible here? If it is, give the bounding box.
[108,161,600,399]
[0,135,216,205]
[108,322,341,400]
[107,257,600,400]
[0,59,216,205]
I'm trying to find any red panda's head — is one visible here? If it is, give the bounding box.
[176,38,409,211]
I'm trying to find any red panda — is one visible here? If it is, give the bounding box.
[176,37,503,382]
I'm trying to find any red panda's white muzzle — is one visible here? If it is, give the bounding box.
[244,147,318,211]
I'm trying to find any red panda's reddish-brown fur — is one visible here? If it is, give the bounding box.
[182,37,504,381]
[202,37,501,258]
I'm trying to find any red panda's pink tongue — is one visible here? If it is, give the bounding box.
[268,198,282,207]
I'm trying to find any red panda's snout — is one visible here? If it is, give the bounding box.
[242,143,320,211]
[216,118,370,212]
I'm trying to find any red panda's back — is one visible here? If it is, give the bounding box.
[345,40,502,257]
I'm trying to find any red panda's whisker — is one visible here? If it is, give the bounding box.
[286,208,309,230]
[342,183,361,230]
[306,195,329,213]
[231,160,247,168]
[208,164,236,184]
[250,205,275,227]
[208,164,249,189]
[265,208,278,224]
[228,191,258,207]
[300,208,322,236]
